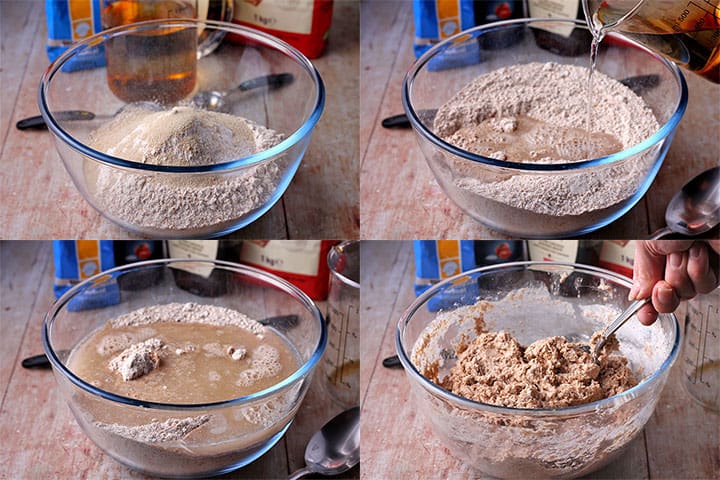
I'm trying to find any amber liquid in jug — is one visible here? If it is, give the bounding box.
[584,0,720,82]
[102,1,198,103]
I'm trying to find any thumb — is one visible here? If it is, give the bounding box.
[631,241,693,300]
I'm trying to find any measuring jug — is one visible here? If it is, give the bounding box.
[583,0,720,82]
[681,287,719,412]
[323,241,360,408]
[101,0,233,103]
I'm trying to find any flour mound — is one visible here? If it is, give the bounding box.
[87,104,286,231]
[434,62,658,155]
[110,303,265,334]
[90,105,280,166]
[433,62,660,218]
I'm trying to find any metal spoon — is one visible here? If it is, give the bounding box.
[288,406,360,480]
[186,72,293,112]
[15,72,294,130]
[593,298,651,362]
[650,166,720,239]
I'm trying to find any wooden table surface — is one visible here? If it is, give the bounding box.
[359,1,720,240]
[0,1,358,240]
[0,241,359,479]
[359,240,719,479]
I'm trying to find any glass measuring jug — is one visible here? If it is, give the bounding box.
[322,241,360,408]
[583,0,720,82]
[681,287,719,412]
[101,0,233,103]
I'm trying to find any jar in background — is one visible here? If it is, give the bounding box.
[323,241,360,408]
[101,0,233,103]
[113,240,166,290]
[102,0,199,103]
[528,0,594,56]
[167,240,242,297]
[682,288,720,412]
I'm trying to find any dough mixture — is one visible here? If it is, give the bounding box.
[440,330,637,409]
[416,300,638,409]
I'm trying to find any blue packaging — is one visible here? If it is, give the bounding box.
[53,240,120,311]
[413,0,479,70]
[46,0,105,72]
[414,240,528,311]
[414,240,478,311]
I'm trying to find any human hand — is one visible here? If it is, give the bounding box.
[631,240,720,325]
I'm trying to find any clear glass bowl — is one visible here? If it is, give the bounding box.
[39,19,325,238]
[43,259,326,478]
[396,261,680,479]
[403,18,688,238]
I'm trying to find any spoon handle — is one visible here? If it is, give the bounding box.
[237,73,294,92]
[287,466,313,480]
[649,226,673,240]
[593,298,651,361]
[16,110,95,130]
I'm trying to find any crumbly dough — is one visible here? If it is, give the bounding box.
[440,331,637,408]
[108,338,163,381]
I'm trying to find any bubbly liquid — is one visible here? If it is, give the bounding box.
[584,0,720,82]
[68,320,299,404]
[103,1,198,103]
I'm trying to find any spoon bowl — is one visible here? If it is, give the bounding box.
[652,166,720,238]
[288,406,360,480]
[593,298,652,362]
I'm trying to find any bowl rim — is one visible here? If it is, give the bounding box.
[38,19,326,173]
[42,257,327,410]
[395,260,681,416]
[402,17,689,172]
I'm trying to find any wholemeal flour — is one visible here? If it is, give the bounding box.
[433,62,660,219]
[87,105,285,231]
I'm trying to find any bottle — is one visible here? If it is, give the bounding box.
[528,0,594,56]
[474,240,528,290]
[167,240,241,297]
[474,1,527,49]
[113,241,165,290]
[584,0,719,83]
[527,240,601,265]
[527,240,602,297]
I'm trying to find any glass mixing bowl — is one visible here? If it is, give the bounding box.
[43,259,326,478]
[396,261,680,479]
[403,18,687,238]
[39,19,325,238]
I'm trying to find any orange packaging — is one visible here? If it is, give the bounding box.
[231,0,333,58]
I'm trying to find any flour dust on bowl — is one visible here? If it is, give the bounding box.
[403,18,687,237]
[42,259,326,478]
[396,262,680,479]
[40,19,324,238]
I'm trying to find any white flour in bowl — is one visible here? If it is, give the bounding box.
[433,62,660,221]
[87,105,285,231]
